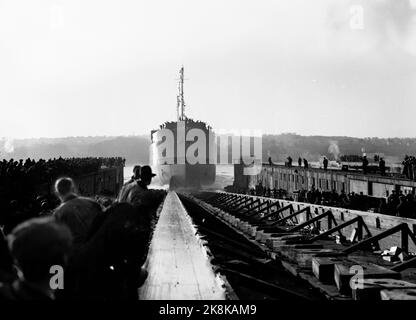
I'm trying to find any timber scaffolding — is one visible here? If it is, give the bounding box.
[182,191,416,300]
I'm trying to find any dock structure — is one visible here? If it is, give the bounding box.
[179,191,416,300]
[234,163,416,198]
[139,191,228,300]
[138,190,416,300]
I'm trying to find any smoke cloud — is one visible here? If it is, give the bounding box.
[3,138,15,153]
[328,140,340,160]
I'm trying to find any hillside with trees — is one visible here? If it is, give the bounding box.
[262,134,416,163]
[1,134,415,165]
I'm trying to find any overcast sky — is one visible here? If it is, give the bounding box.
[1,0,416,139]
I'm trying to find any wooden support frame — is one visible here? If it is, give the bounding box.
[391,256,416,272]
[240,200,270,217]
[290,210,337,232]
[228,196,250,209]
[212,193,233,205]
[233,198,259,212]
[244,202,286,225]
[220,195,240,207]
[264,206,311,228]
[308,216,372,243]
[342,223,416,254]
[257,203,293,222]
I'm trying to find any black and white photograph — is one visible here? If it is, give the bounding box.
[1,0,416,313]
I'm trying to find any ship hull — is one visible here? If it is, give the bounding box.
[154,163,216,189]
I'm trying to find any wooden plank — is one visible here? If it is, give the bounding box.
[312,257,350,284]
[293,249,345,268]
[381,288,416,300]
[266,235,311,249]
[352,278,416,300]
[334,261,400,296]
[139,192,228,300]
[276,244,344,268]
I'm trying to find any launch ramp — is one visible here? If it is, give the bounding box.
[139,191,227,300]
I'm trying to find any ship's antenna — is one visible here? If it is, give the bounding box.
[176,94,180,120]
[177,66,186,121]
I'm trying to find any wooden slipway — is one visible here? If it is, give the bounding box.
[139,191,227,300]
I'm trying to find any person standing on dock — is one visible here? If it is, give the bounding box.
[53,177,102,248]
[128,165,141,184]
[323,157,328,171]
[303,158,309,169]
[126,165,156,206]
[362,156,369,174]
[117,165,141,202]
[379,158,386,176]
[298,157,302,167]
[287,156,293,167]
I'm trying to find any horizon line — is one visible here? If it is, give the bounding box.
[1,133,416,140]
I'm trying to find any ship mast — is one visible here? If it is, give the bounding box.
[177,66,186,121]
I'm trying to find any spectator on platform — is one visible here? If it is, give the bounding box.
[0,217,72,300]
[0,230,14,283]
[286,156,293,167]
[388,190,400,213]
[339,190,349,206]
[323,157,328,171]
[127,166,156,207]
[53,177,102,248]
[396,195,411,218]
[61,203,149,300]
[362,156,369,175]
[38,201,52,217]
[379,158,386,176]
[357,192,367,211]
[395,194,416,218]
[128,166,141,185]
[298,157,302,167]
[402,155,416,181]
[378,198,389,215]
[303,158,309,169]
[3,200,29,235]
[117,165,141,203]
[315,189,322,204]
[0,157,125,231]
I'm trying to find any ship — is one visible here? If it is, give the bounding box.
[150,67,216,189]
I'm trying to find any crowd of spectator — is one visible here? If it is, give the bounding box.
[0,157,125,233]
[384,190,416,218]
[0,158,165,300]
[244,183,416,219]
[277,154,391,176]
[158,119,212,131]
[0,157,124,187]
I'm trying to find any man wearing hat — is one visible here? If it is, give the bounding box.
[126,165,156,206]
